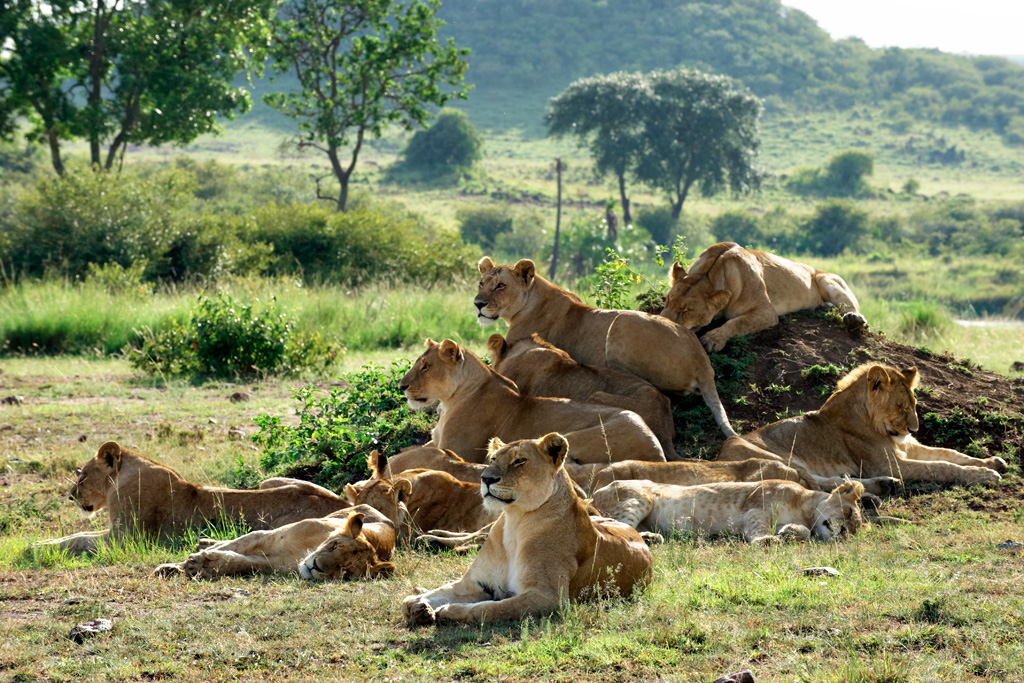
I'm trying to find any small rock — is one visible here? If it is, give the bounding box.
[803,566,841,577]
[68,617,113,644]
[77,434,88,443]
[998,539,1023,551]
[713,670,756,683]
[1,395,24,406]
[229,391,252,403]
[208,418,218,425]
[228,428,246,441]
[0,424,13,432]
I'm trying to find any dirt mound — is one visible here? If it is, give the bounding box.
[673,310,1024,472]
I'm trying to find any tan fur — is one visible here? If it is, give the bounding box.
[395,469,497,534]
[403,434,653,626]
[383,446,485,483]
[488,333,676,455]
[399,338,665,464]
[716,364,1007,494]
[474,257,735,437]
[592,479,865,544]
[38,441,352,555]
[661,242,867,352]
[565,457,813,496]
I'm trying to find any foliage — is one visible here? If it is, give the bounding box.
[264,0,470,211]
[456,205,514,251]
[249,360,434,489]
[588,249,646,310]
[711,210,764,247]
[0,0,273,173]
[800,199,870,257]
[396,108,482,182]
[786,149,875,198]
[126,292,339,380]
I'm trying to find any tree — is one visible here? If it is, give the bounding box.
[0,0,274,175]
[823,149,874,196]
[265,0,470,212]
[399,108,481,180]
[635,69,765,219]
[802,199,869,256]
[544,72,652,225]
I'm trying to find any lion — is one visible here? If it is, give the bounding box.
[383,446,485,484]
[402,433,653,626]
[38,441,353,555]
[715,364,1007,494]
[591,478,866,544]
[565,457,812,496]
[487,333,676,455]
[475,257,735,438]
[660,242,867,353]
[399,338,665,464]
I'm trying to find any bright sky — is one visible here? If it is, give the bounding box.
[782,0,1024,56]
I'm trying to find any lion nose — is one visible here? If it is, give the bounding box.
[399,381,409,391]
[481,475,500,487]
[473,297,486,310]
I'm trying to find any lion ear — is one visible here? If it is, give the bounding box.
[393,478,412,503]
[478,256,495,275]
[487,437,506,457]
[708,290,732,312]
[343,483,357,503]
[368,561,396,579]
[511,259,536,286]
[424,337,437,349]
[343,512,365,538]
[366,450,382,479]
[866,365,890,392]
[438,339,463,365]
[487,334,508,365]
[97,441,122,469]
[670,262,687,282]
[539,432,569,467]
[902,366,919,390]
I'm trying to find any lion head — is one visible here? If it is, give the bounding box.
[69,441,124,515]
[298,512,396,581]
[344,451,412,525]
[838,364,920,439]
[474,257,537,326]
[487,333,571,376]
[659,262,731,330]
[399,338,468,409]
[479,433,570,515]
[811,481,865,541]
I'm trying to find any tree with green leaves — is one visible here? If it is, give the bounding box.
[544,72,652,225]
[636,69,765,219]
[0,0,274,175]
[265,0,470,212]
[399,107,481,181]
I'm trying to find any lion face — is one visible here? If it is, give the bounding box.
[865,366,920,438]
[479,433,569,515]
[660,264,730,330]
[811,481,865,541]
[399,339,466,408]
[474,257,536,326]
[298,513,395,581]
[69,441,122,514]
[344,477,410,525]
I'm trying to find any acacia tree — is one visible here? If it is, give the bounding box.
[0,0,274,174]
[265,0,469,212]
[636,69,765,219]
[544,72,653,225]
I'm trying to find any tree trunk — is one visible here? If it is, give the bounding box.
[617,172,632,224]
[87,0,110,168]
[327,146,351,212]
[46,128,65,176]
[550,158,564,280]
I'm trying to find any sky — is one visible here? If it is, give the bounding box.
[782,0,1024,57]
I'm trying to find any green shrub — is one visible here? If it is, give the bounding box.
[711,210,763,247]
[396,108,482,182]
[247,361,435,489]
[635,206,678,246]
[801,199,870,256]
[786,149,875,198]
[127,292,339,380]
[457,205,514,251]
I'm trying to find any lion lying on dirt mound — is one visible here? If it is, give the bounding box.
[403,433,653,626]
[399,338,665,464]
[488,333,675,455]
[660,242,867,353]
[591,479,865,544]
[716,364,1007,494]
[37,441,352,554]
[565,457,812,496]
[474,257,736,438]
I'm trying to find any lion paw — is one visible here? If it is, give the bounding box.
[195,538,219,551]
[984,457,1008,474]
[152,562,185,578]
[972,467,1002,484]
[639,531,665,546]
[178,552,218,579]
[700,331,729,354]
[402,596,437,628]
[871,477,902,497]
[843,312,868,334]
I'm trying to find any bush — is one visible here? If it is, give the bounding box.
[711,210,763,247]
[457,205,514,251]
[801,199,870,256]
[635,206,678,246]
[394,109,482,184]
[786,149,875,198]
[127,292,339,380]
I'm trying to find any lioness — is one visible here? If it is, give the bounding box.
[38,441,352,554]
[383,446,485,484]
[716,364,1007,493]
[660,242,867,352]
[565,457,812,496]
[474,257,736,438]
[399,338,665,464]
[591,479,865,544]
[402,433,653,626]
[488,333,675,455]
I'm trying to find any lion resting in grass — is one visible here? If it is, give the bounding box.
[399,338,665,464]
[715,364,1007,494]
[382,446,485,484]
[660,242,867,353]
[565,457,812,496]
[38,441,352,555]
[474,257,735,438]
[488,333,676,455]
[403,434,653,626]
[592,479,865,544]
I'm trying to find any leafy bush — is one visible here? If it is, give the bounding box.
[801,199,870,256]
[635,206,678,246]
[711,210,763,247]
[786,149,875,198]
[247,361,435,490]
[127,292,339,380]
[457,205,514,251]
[395,108,482,182]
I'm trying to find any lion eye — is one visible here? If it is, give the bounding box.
[512,459,527,467]
[495,283,505,290]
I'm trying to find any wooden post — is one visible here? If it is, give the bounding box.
[550,157,564,280]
